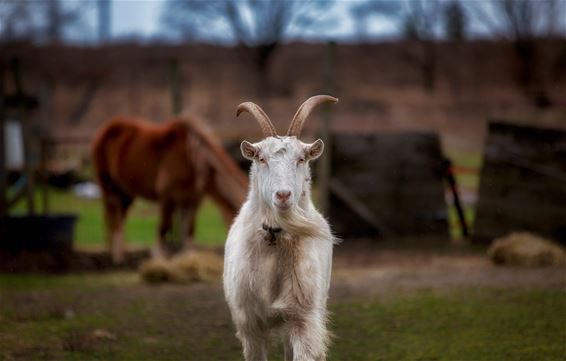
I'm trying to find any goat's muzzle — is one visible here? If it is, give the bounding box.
[273,190,292,211]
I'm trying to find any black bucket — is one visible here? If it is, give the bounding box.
[1,214,77,252]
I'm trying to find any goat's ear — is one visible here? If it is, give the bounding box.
[306,139,324,160]
[241,140,258,160]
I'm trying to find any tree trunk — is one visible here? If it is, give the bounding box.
[254,43,278,96]
[515,39,536,91]
[422,40,436,93]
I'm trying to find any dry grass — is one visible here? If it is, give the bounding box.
[60,329,92,353]
[488,232,566,267]
[139,250,224,284]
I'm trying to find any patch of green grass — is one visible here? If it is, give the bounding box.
[193,200,227,245]
[0,272,138,292]
[330,289,566,361]
[11,188,227,248]
[444,150,483,170]
[444,149,482,192]
[1,273,564,361]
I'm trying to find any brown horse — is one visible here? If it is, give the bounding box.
[92,116,248,263]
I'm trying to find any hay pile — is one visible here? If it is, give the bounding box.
[139,250,224,284]
[487,232,566,267]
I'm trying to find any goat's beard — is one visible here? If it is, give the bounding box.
[272,204,329,240]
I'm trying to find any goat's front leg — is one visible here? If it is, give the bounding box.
[235,318,269,361]
[287,313,329,361]
[283,331,294,361]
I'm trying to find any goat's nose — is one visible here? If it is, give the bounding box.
[276,190,292,202]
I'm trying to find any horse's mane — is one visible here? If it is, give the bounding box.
[178,115,247,187]
[176,115,248,210]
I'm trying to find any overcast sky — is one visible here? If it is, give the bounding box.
[15,0,564,44]
[111,0,164,38]
[94,0,504,43]
[96,0,398,42]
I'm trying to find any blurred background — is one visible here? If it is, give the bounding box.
[1,1,565,360]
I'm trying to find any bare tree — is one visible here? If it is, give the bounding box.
[0,0,87,44]
[162,0,334,94]
[351,0,441,92]
[403,0,441,92]
[0,0,40,42]
[443,1,467,95]
[467,0,565,100]
[444,0,467,42]
[98,0,112,44]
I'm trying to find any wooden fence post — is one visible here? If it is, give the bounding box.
[317,41,336,215]
[169,58,183,116]
[0,59,6,232]
[40,76,54,214]
[11,58,35,215]
[39,139,50,214]
[442,158,469,238]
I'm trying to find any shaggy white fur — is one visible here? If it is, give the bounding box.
[224,135,334,361]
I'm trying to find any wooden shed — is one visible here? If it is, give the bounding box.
[473,121,566,244]
[327,132,448,240]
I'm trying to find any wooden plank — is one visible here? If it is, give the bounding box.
[329,178,395,237]
[474,121,566,244]
[329,132,448,239]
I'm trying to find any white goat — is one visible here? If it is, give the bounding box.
[224,95,338,361]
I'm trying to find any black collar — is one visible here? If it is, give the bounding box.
[262,223,282,246]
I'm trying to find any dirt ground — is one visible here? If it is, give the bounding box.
[1,244,565,361]
[2,243,565,290]
[331,246,566,296]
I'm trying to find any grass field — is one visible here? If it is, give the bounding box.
[0,272,564,361]
[12,188,228,248]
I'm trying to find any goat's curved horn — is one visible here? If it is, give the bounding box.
[236,102,277,137]
[287,95,338,137]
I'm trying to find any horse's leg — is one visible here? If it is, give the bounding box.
[179,202,199,250]
[102,195,119,261]
[154,201,175,259]
[103,193,132,264]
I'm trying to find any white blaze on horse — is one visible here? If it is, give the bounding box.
[224,95,338,361]
[92,116,248,263]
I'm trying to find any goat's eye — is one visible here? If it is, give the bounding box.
[258,157,267,165]
[297,158,305,165]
